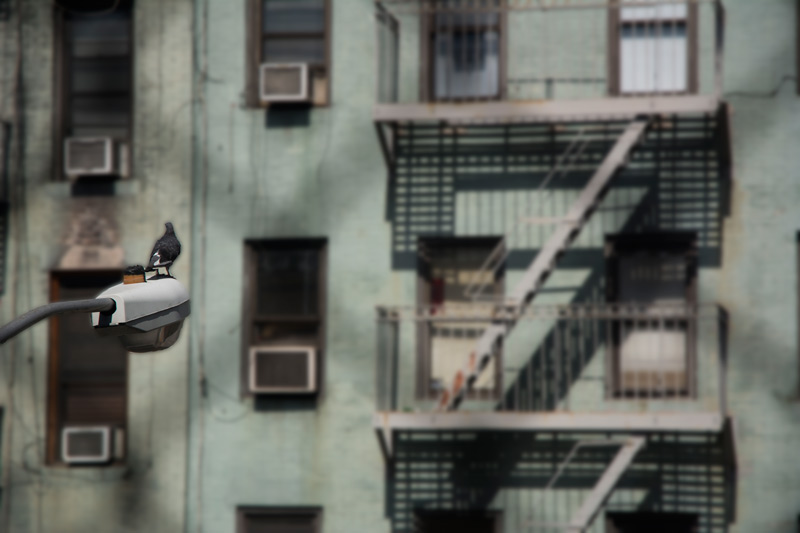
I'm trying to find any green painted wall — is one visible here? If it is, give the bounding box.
[717,1,800,531]
[0,0,799,531]
[186,0,392,531]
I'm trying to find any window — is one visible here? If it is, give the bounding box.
[54,0,133,179]
[47,271,127,464]
[606,511,699,532]
[246,0,331,106]
[236,506,322,533]
[417,237,503,399]
[243,240,327,395]
[415,510,502,532]
[609,0,698,95]
[421,0,506,101]
[605,232,697,397]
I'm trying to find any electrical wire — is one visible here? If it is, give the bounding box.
[724,74,797,99]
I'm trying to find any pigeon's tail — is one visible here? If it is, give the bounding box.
[146,251,173,271]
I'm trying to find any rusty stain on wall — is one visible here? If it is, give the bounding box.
[58,200,124,269]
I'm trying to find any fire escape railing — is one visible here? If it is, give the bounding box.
[375,303,728,418]
[374,0,725,106]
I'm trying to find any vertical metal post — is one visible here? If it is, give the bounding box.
[718,306,728,416]
[527,351,534,412]
[714,0,725,99]
[376,312,385,411]
[374,7,381,104]
[554,319,562,410]
[564,317,572,411]
[541,333,547,409]
[604,316,613,399]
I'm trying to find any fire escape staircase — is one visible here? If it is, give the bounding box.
[436,119,650,411]
[527,437,647,533]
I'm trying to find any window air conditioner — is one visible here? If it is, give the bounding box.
[61,426,125,465]
[64,137,130,179]
[259,63,310,103]
[249,346,316,393]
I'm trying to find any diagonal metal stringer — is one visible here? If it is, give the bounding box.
[436,119,650,411]
[525,436,646,533]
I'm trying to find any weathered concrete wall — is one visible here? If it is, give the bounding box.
[185,0,800,531]
[717,1,800,531]
[0,0,797,531]
[186,0,393,531]
[0,0,192,531]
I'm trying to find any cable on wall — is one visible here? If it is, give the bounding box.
[724,74,798,99]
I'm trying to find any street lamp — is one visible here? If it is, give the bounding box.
[0,266,190,351]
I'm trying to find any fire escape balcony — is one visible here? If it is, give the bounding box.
[373,0,726,163]
[374,303,728,456]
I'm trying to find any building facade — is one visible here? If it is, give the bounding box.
[0,0,192,531]
[0,0,799,532]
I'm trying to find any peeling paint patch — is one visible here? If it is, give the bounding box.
[58,201,124,269]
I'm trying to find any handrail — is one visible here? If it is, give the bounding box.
[376,302,716,321]
[376,0,723,14]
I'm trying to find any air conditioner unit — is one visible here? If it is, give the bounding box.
[249,346,316,394]
[64,137,130,179]
[61,426,125,465]
[259,63,309,103]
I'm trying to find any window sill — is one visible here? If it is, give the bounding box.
[42,463,129,477]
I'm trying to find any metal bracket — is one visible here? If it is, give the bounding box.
[374,416,393,461]
[374,122,395,169]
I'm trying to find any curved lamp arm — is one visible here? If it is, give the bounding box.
[0,298,116,344]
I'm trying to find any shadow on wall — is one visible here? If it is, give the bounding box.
[499,186,659,413]
[386,422,736,533]
[253,395,318,412]
[379,110,736,531]
[265,105,312,128]
[387,109,731,270]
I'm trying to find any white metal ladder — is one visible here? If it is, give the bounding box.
[436,120,649,411]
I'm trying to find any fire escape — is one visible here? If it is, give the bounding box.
[373,1,735,532]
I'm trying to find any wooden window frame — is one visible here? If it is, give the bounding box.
[245,0,332,108]
[607,0,699,96]
[46,269,127,465]
[52,2,134,182]
[236,506,323,533]
[419,0,508,102]
[605,232,698,399]
[241,239,328,397]
[416,236,504,401]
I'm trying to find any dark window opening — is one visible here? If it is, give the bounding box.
[247,0,331,107]
[606,511,699,533]
[236,506,322,533]
[414,510,502,533]
[417,236,504,399]
[243,240,327,396]
[605,232,697,398]
[54,0,133,180]
[47,270,126,464]
[423,0,505,102]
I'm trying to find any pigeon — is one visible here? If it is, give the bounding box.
[146,222,181,276]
